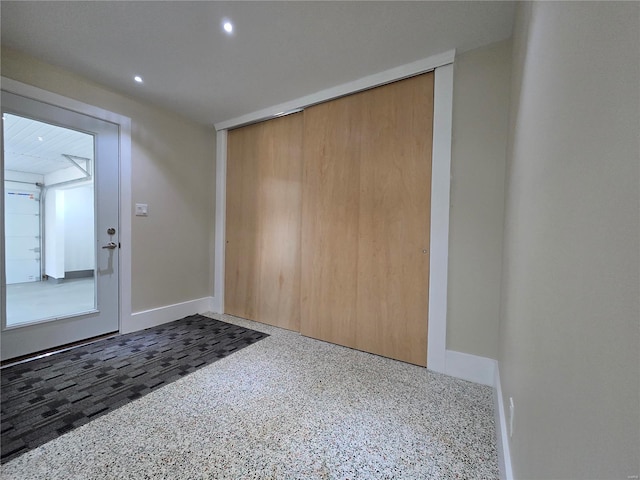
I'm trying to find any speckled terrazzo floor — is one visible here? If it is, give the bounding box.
[0,313,499,479]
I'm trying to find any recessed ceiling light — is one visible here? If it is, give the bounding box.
[223,21,233,33]
[134,75,143,83]
[37,136,44,142]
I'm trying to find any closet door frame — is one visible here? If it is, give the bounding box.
[213,52,454,374]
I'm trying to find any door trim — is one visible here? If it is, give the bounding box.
[214,49,455,130]
[212,60,454,374]
[1,76,132,335]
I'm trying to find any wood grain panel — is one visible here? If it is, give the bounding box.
[301,73,433,366]
[355,73,433,366]
[226,124,260,320]
[300,97,363,345]
[225,113,303,330]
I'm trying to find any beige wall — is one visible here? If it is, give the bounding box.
[447,40,511,359]
[500,2,640,478]
[2,42,515,360]
[1,47,216,313]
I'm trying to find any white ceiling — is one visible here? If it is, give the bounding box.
[4,114,94,175]
[1,1,516,126]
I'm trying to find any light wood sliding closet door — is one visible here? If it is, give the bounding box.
[301,73,433,366]
[225,112,303,331]
[300,95,363,346]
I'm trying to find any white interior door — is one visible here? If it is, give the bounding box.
[1,91,120,360]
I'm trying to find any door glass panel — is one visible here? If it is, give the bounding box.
[3,113,96,327]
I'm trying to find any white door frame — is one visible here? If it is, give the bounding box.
[211,51,454,373]
[1,77,132,338]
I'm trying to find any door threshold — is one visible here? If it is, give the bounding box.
[1,331,119,369]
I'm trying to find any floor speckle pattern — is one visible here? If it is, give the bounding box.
[1,314,267,463]
[0,313,499,479]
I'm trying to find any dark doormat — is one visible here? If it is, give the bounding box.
[1,314,268,463]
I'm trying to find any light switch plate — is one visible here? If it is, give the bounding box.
[135,203,148,216]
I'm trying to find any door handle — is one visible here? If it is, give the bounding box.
[101,242,118,250]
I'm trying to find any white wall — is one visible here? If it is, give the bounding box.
[44,189,65,279]
[63,185,94,272]
[499,2,640,478]
[447,40,511,359]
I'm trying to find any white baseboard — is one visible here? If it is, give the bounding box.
[444,349,496,386]
[494,364,514,480]
[210,295,223,315]
[122,296,214,334]
[443,351,512,479]
[123,305,512,478]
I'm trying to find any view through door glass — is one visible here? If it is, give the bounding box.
[3,113,97,326]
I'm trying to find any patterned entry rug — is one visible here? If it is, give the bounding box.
[1,314,268,463]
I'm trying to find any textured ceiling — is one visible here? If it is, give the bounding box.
[1,1,515,125]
